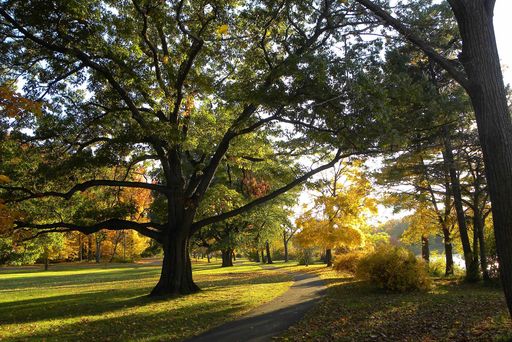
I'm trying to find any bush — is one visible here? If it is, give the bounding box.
[428,256,446,277]
[333,250,366,274]
[356,245,431,292]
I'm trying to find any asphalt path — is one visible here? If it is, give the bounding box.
[187,268,326,342]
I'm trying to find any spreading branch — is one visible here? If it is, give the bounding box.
[2,179,167,203]
[14,218,164,241]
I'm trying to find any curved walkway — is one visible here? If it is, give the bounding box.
[188,267,326,342]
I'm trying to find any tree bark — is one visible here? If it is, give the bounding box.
[150,231,199,296]
[221,248,233,267]
[44,249,49,271]
[325,248,333,267]
[265,241,273,264]
[475,214,490,281]
[443,226,455,276]
[421,235,430,264]
[95,235,101,263]
[87,235,93,261]
[442,131,479,281]
[78,234,83,262]
[283,231,289,263]
[261,249,266,264]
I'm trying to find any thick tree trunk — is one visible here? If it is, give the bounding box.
[443,227,454,276]
[448,0,512,314]
[421,235,430,264]
[325,248,333,267]
[221,248,233,267]
[265,241,273,264]
[150,232,199,296]
[283,231,289,262]
[442,131,479,281]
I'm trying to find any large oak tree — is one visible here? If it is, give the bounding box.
[0,0,378,295]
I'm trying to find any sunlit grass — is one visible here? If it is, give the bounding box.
[0,260,293,341]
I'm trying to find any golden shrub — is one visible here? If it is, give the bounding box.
[356,245,431,292]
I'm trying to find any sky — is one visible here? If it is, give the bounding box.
[494,1,512,86]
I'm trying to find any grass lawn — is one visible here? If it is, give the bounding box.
[0,260,292,341]
[280,268,512,341]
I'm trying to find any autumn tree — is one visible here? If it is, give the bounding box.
[295,162,374,266]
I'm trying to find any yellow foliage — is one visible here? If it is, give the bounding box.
[0,174,12,184]
[333,250,366,274]
[294,164,375,250]
[356,245,432,292]
[0,85,42,118]
[216,24,229,36]
[0,202,21,234]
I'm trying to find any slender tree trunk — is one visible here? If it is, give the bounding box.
[283,231,289,262]
[443,227,454,276]
[443,131,479,281]
[475,214,490,281]
[261,249,266,264]
[232,250,236,261]
[325,248,333,267]
[150,231,199,296]
[265,241,273,264]
[78,234,83,262]
[95,236,101,264]
[87,235,93,261]
[109,232,121,263]
[421,235,430,264]
[206,253,211,263]
[44,249,49,271]
[221,248,233,267]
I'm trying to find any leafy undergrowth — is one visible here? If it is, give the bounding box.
[0,260,292,341]
[280,268,512,341]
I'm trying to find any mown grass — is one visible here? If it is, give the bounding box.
[280,268,512,341]
[0,260,293,341]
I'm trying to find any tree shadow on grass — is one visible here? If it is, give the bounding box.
[10,299,245,342]
[0,286,156,325]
